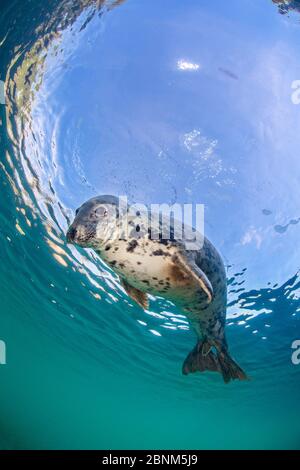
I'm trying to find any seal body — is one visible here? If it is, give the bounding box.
[67,195,247,383]
[99,230,225,342]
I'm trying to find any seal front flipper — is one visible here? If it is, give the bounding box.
[121,279,149,309]
[173,253,213,303]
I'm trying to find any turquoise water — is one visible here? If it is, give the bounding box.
[0,0,300,449]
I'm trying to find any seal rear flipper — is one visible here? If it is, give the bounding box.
[216,350,248,383]
[182,340,221,375]
[182,340,248,383]
[121,279,149,309]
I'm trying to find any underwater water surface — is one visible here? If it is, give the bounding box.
[0,0,300,449]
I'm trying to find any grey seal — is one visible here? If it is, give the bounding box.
[67,195,247,383]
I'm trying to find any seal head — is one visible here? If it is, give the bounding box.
[66,195,119,248]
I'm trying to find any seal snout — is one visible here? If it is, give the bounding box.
[66,221,96,247]
[66,226,77,243]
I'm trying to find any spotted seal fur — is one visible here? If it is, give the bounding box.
[67,195,247,383]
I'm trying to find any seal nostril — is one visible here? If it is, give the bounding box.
[67,227,77,242]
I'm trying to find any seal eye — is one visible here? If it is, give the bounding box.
[95,206,107,218]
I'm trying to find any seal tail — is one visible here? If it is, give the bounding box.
[182,340,221,376]
[216,348,248,383]
[182,340,248,383]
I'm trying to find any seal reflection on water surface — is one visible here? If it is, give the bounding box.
[67,195,248,383]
